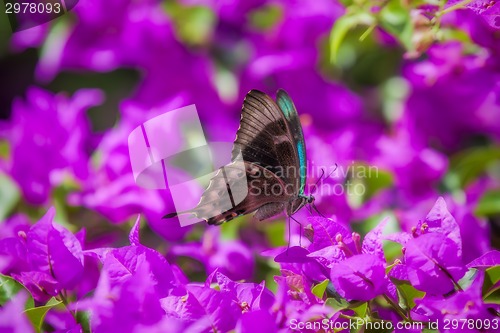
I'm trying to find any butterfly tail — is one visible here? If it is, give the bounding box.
[163,209,195,219]
[163,212,179,219]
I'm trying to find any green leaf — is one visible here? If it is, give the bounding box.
[312,279,330,299]
[325,297,349,311]
[351,302,367,317]
[329,13,374,64]
[458,269,478,290]
[484,288,500,304]
[0,172,20,220]
[475,190,500,216]
[165,4,216,46]
[362,168,394,202]
[76,311,92,333]
[249,4,282,31]
[379,0,413,50]
[0,274,26,306]
[264,221,286,247]
[24,297,63,333]
[220,218,240,240]
[483,266,500,301]
[345,164,394,208]
[0,140,10,159]
[391,278,425,310]
[449,146,500,188]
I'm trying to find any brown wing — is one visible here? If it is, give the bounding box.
[232,90,300,192]
[166,162,290,225]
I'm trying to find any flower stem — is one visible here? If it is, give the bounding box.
[383,294,409,322]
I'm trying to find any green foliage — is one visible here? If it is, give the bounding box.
[264,221,286,247]
[483,266,500,303]
[249,4,282,31]
[458,269,479,290]
[346,164,394,209]
[329,12,375,64]
[379,0,413,50]
[24,297,63,333]
[351,302,368,317]
[390,277,425,311]
[76,311,92,333]
[312,279,330,298]
[0,140,9,159]
[0,274,32,307]
[475,190,500,217]
[165,3,216,46]
[0,172,19,221]
[449,146,500,188]
[325,297,350,311]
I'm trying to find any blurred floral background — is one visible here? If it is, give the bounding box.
[0,0,499,332]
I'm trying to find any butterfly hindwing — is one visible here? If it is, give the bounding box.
[195,162,290,225]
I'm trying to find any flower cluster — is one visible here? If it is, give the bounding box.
[0,199,498,332]
[1,0,500,332]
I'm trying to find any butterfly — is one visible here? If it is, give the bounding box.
[164,89,315,225]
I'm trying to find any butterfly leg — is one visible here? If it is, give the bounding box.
[286,215,291,252]
[289,214,303,247]
[311,202,326,218]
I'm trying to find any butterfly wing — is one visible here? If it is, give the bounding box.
[276,89,307,195]
[233,90,305,195]
[164,89,307,224]
[165,161,289,225]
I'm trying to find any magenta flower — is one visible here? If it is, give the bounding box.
[412,271,498,329]
[170,227,254,281]
[467,250,500,269]
[330,254,388,301]
[405,233,466,294]
[401,42,500,151]
[0,207,84,302]
[1,87,103,204]
[79,217,179,332]
[307,216,387,265]
[69,119,189,241]
[388,197,468,294]
[236,310,277,333]
[455,0,500,30]
[371,131,447,200]
[80,261,166,333]
[210,271,275,312]
[0,292,34,333]
[160,270,275,333]
[84,217,177,297]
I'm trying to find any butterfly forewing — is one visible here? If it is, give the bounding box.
[276,89,307,195]
[233,90,302,194]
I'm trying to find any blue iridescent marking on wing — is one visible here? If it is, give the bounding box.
[276,90,307,195]
[296,141,307,194]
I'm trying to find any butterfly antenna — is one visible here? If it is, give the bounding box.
[290,215,303,247]
[326,163,338,180]
[321,164,338,183]
[311,168,325,196]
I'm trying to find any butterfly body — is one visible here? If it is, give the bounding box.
[164,89,313,225]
